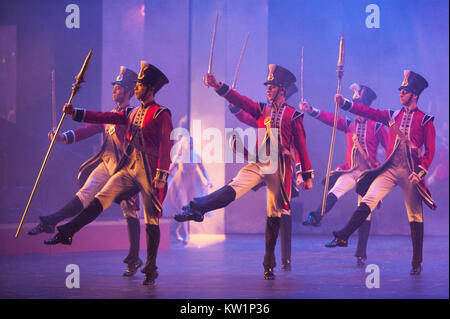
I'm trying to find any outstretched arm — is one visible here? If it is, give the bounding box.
[229,104,258,128]
[335,94,390,125]
[204,73,263,120]
[63,103,129,126]
[300,101,350,133]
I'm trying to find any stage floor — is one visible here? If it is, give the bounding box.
[0,234,448,299]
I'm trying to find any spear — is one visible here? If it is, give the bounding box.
[51,70,56,130]
[15,49,93,238]
[321,36,344,217]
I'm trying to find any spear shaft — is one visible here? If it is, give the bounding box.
[51,70,56,130]
[321,36,344,217]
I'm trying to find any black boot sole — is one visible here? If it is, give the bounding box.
[43,234,72,245]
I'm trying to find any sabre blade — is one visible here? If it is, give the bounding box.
[231,33,250,89]
[207,12,219,74]
[300,47,304,102]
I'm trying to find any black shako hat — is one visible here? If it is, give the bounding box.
[398,70,428,96]
[112,66,138,93]
[350,83,377,106]
[137,61,169,94]
[264,64,296,88]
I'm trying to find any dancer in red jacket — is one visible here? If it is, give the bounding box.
[326,70,436,276]
[301,83,387,266]
[29,66,143,277]
[175,65,314,280]
[45,61,173,285]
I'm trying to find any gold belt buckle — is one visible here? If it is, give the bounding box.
[107,125,115,135]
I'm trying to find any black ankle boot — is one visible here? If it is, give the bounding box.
[29,196,83,235]
[410,221,424,275]
[141,224,160,285]
[263,217,281,279]
[355,220,371,263]
[27,220,55,236]
[123,217,141,265]
[303,193,338,227]
[42,196,84,225]
[174,185,236,222]
[333,203,371,242]
[191,185,236,213]
[44,198,103,245]
[264,267,276,280]
[280,214,292,271]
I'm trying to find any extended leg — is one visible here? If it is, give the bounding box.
[174,163,263,222]
[44,170,136,245]
[28,196,83,235]
[29,163,111,236]
[303,193,338,227]
[303,172,356,227]
[44,198,103,245]
[326,168,397,247]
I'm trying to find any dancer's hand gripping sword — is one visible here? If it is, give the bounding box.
[321,36,344,217]
[15,49,93,237]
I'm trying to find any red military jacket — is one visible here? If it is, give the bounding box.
[228,104,304,200]
[72,102,174,214]
[217,84,313,182]
[229,104,304,176]
[217,84,313,210]
[341,100,436,209]
[308,107,388,171]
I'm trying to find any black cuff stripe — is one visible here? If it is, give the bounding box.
[229,104,241,114]
[341,100,353,111]
[310,108,320,118]
[65,130,75,144]
[74,108,85,122]
[216,84,230,96]
[301,172,313,180]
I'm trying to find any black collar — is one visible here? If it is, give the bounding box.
[141,101,156,109]
[402,106,419,114]
[355,117,367,123]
